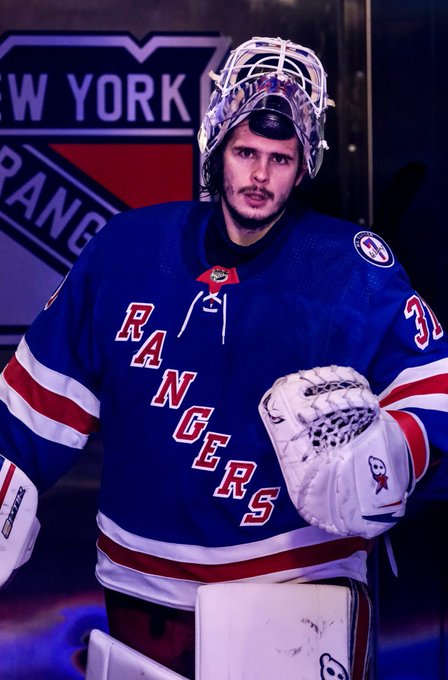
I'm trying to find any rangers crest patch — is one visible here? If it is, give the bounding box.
[354,231,394,268]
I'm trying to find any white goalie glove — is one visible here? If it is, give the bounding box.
[259,366,414,539]
[0,454,40,588]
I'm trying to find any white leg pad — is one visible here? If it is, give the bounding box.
[85,629,188,680]
[195,583,351,680]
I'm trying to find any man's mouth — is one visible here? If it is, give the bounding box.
[240,187,274,202]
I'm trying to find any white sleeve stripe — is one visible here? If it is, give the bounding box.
[378,358,448,400]
[380,393,448,412]
[0,373,87,449]
[16,338,100,417]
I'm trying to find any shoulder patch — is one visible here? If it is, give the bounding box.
[354,231,394,268]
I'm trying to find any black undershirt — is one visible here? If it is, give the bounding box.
[204,206,290,269]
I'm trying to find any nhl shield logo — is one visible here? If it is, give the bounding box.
[0,32,230,346]
[210,267,230,283]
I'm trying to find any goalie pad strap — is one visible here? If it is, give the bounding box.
[348,579,372,680]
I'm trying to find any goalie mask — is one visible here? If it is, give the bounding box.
[198,36,334,179]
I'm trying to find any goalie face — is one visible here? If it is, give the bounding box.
[198,36,333,180]
[220,120,305,236]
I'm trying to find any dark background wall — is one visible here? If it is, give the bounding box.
[371,0,448,328]
[370,3,448,679]
[0,1,447,679]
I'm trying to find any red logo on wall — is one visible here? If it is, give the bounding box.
[0,32,230,345]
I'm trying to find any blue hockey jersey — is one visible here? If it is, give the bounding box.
[1,200,447,609]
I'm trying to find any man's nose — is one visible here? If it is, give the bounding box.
[251,157,269,183]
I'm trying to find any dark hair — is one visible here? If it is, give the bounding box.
[200,145,225,197]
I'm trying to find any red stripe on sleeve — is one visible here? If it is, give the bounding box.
[0,462,16,507]
[97,532,372,583]
[380,373,448,408]
[3,356,99,436]
[386,409,428,480]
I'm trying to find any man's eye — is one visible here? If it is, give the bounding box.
[273,155,287,164]
[238,148,253,158]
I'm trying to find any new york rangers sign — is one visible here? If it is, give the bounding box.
[0,32,231,346]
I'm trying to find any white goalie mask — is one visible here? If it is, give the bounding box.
[198,36,334,179]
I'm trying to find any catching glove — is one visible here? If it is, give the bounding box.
[259,366,413,538]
